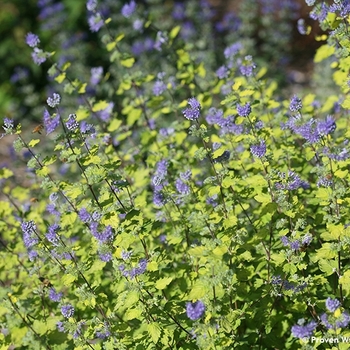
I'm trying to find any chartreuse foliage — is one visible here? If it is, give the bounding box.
[2,1,350,349]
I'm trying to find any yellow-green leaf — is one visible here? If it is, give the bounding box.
[124,308,142,321]
[28,139,40,147]
[108,119,122,132]
[92,100,109,112]
[147,322,161,343]
[188,281,208,300]
[155,277,173,290]
[121,57,135,68]
[314,44,335,63]
[169,25,181,39]
[55,73,66,83]
[62,274,76,286]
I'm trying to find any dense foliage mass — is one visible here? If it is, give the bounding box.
[2,0,350,349]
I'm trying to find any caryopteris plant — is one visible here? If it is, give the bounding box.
[2,0,350,349]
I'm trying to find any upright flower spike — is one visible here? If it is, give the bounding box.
[250,140,266,158]
[291,319,317,339]
[236,102,251,117]
[66,114,79,131]
[186,301,205,320]
[289,95,302,112]
[121,0,136,18]
[61,304,75,318]
[182,97,201,121]
[88,13,103,32]
[326,298,341,313]
[43,109,60,135]
[47,93,61,108]
[86,0,97,12]
[25,33,40,48]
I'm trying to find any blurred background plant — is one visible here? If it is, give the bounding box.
[0,0,327,124]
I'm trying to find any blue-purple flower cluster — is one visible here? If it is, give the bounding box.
[119,258,147,279]
[186,300,205,320]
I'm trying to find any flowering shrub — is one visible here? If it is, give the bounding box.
[2,0,350,349]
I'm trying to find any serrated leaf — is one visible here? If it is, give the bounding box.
[188,281,208,300]
[148,322,161,343]
[124,308,142,321]
[82,155,101,166]
[155,277,173,290]
[318,259,337,276]
[254,193,271,204]
[62,274,76,286]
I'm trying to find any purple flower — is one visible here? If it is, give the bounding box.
[250,140,266,158]
[289,95,302,112]
[61,304,74,318]
[46,223,60,246]
[172,3,185,20]
[175,178,190,195]
[297,18,308,35]
[86,0,97,11]
[182,97,201,121]
[153,80,167,96]
[66,114,78,131]
[153,191,165,207]
[133,19,143,31]
[121,250,132,261]
[47,93,61,108]
[26,33,40,47]
[291,320,317,339]
[216,65,229,79]
[301,234,312,246]
[281,236,289,246]
[180,170,192,181]
[186,301,205,321]
[3,118,14,130]
[90,67,103,86]
[88,13,103,32]
[239,56,256,77]
[91,224,113,243]
[336,312,350,328]
[57,321,65,332]
[21,221,38,249]
[205,107,224,125]
[48,287,63,302]
[31,48,48,65]
[290,240,300,251]
[121,0,136,18]
[152,159,168,186]
[236,102,251,117]
[97,102,114,122]
[326,298,341,313]
[317,115,336,136]
[188,97,201,110]
[99,252,113,262]
[79,208,91,223]
[224,42,242,59]
[43,108,60,135]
